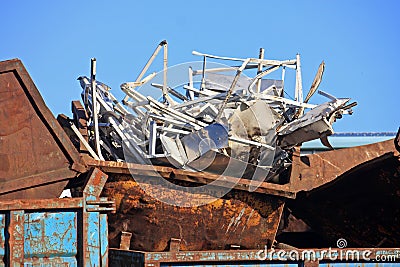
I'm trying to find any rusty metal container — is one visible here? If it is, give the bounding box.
[0,59,85,199]
[288,138,400,248]
[100,167,285,251]
[80,128,400,250]
[0,168,114,266]
[93,137,400,251]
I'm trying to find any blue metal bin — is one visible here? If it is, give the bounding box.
[0,168,114,267]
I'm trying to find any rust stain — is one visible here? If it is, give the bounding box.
[103,174,285,251]
[92,170,103,186]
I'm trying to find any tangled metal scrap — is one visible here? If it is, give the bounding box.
[75,41,356,183]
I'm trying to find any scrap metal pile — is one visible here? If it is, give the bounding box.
[75,40,356,183]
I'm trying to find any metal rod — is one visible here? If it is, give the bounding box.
[122,40,166,102]
[295,53,303,103]
[248,65,280,94]
[215,58,251,121]
[229,136,275,150]
[163,41,169,103]
[91,58,103,160]
[148,97,207,128]
[151,83,188,101]
[188,66,194,100]
[201,56,206,90]
[281,66,286,96]
[318,90,337,100]
[192,50,297,66]
[96,92,147,162]
[149,120,157,157]
[256,48,265,94]
[70,122,101,160]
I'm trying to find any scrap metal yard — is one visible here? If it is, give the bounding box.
[0,42,399,266]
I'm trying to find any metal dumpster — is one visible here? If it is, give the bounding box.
[90,138,400,251]
[1,57,399,266]
[0,168,114,266]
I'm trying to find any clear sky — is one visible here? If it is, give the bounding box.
[2,1,399,132]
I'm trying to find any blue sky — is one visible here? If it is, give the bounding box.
[2,1,399,132]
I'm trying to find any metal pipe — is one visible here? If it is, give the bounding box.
[256,48,265,94]
[122,40,166,102]
[91,58,103,160]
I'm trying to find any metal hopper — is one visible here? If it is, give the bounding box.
[0,59,86,199]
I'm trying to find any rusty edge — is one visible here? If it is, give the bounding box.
[85,158,297,198]
[289,137,399,194]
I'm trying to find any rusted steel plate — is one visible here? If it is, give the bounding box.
[103,173,285,251]
[0,59,85,199]
[289,138,399,192]
[288,145,400,247]
[0,197,83,210]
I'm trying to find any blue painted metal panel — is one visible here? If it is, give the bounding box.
[0,165,112,266]
[85,212,101,267]
[100,213,108,267]
[0,199,112,266]
[24,211,78,266]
